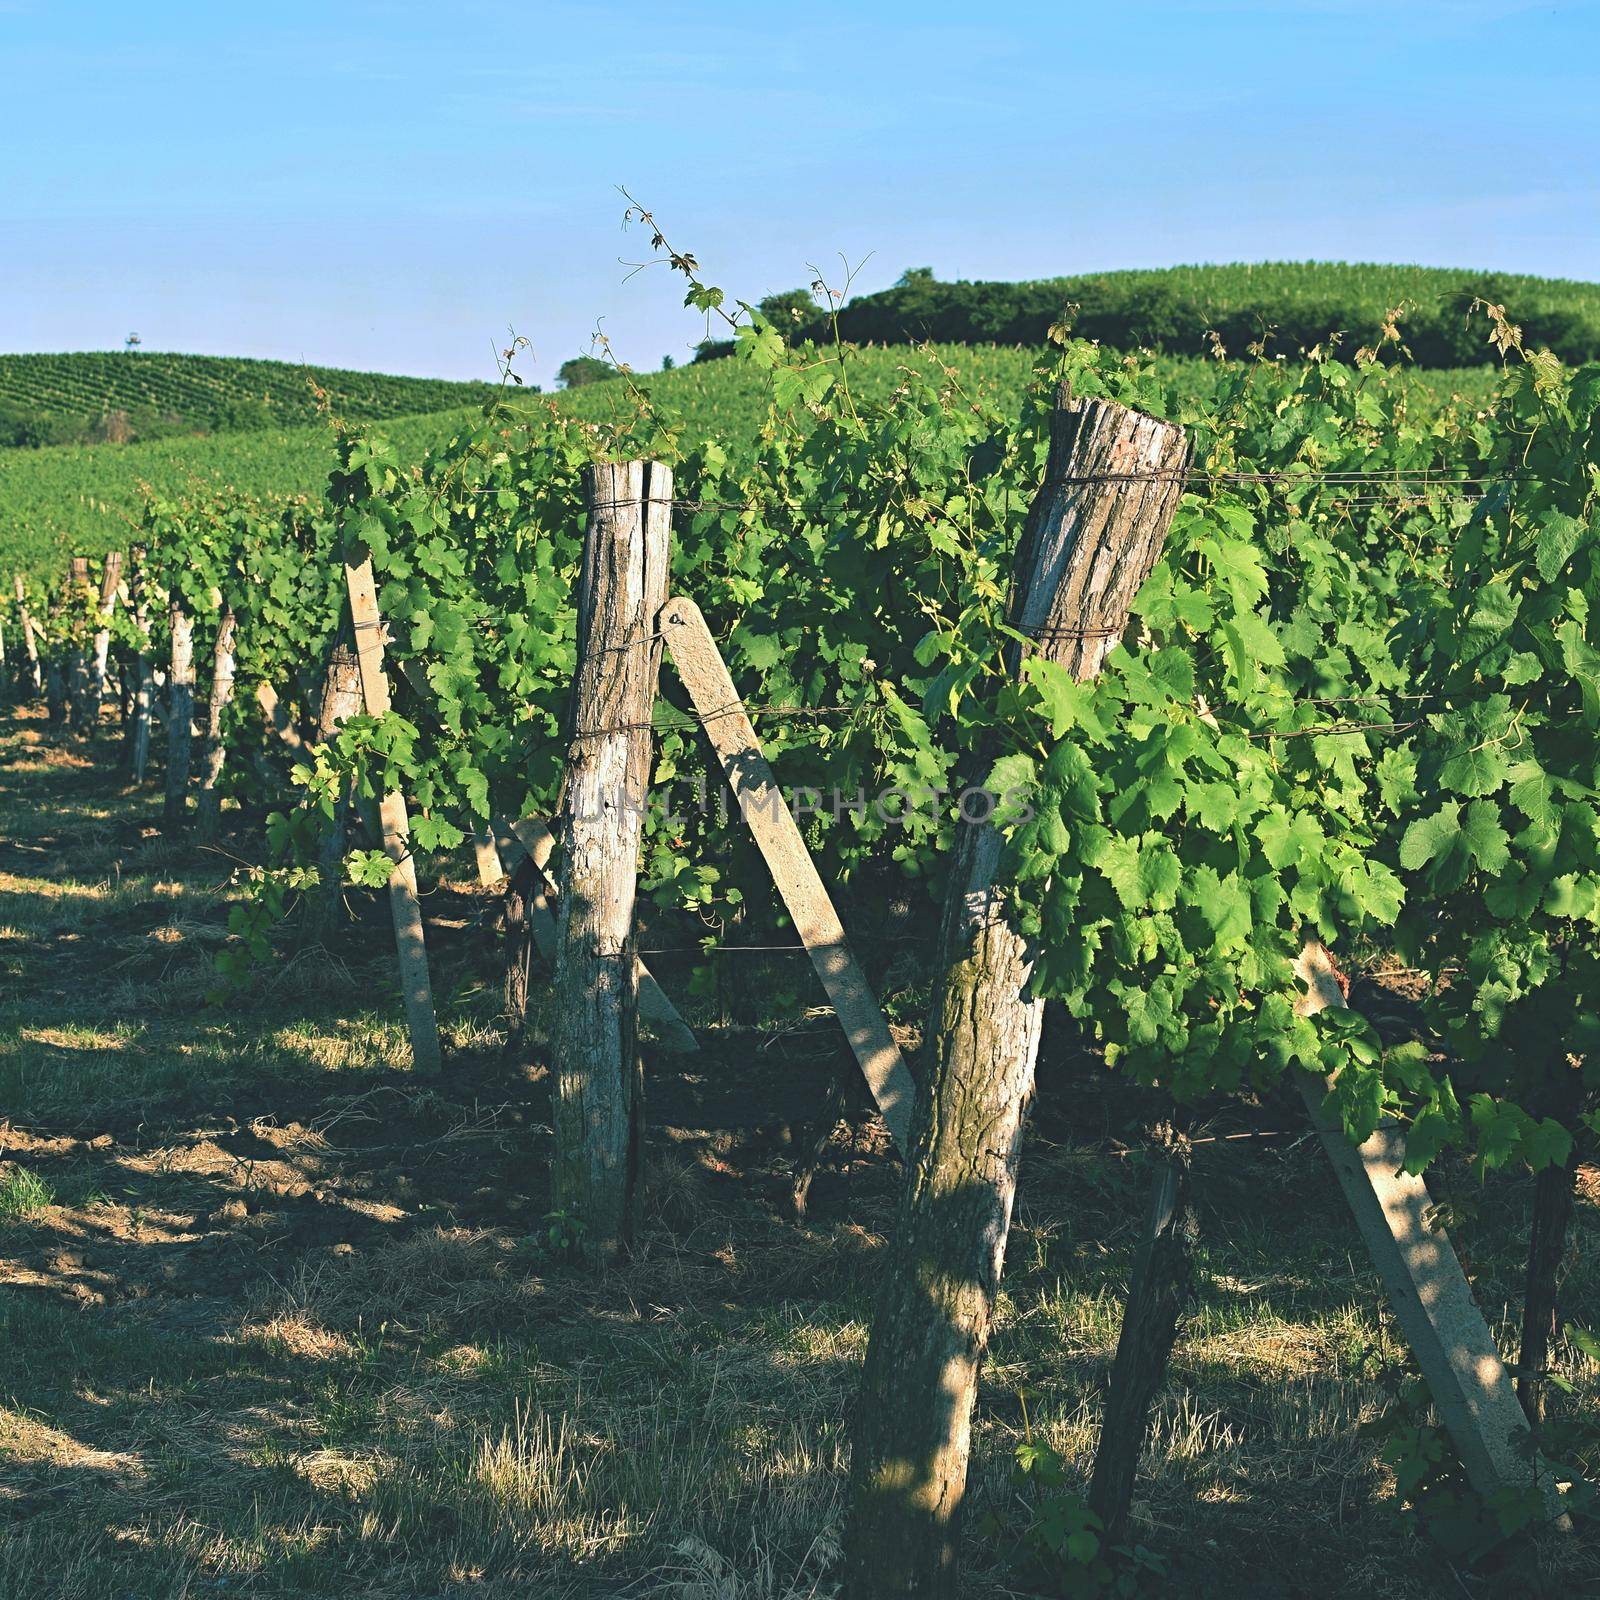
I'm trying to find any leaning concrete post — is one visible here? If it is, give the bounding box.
[1294,939,1566,1524]
[549,460,672,1264]
[844,387,1191,1596]
[660,595,915,1148]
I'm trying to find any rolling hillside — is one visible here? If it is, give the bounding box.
[0,351,504,448]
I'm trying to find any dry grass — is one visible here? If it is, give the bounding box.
[1,705,1596,1598]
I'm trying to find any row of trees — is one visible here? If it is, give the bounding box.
[694,266,1600,368]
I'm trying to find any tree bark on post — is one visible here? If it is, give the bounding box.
[128,549,154,783]
[89,551,123,720]
[549,460,672,1264]
[195,606,237,842]
[1087,1125,1197,1545]
[842,387,1190,1598]
[1293,939,1567,1519]
[1517,1066,1586,1436]
[14,576,42,698]
[164,600,196,829]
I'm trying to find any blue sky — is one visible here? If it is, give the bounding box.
[2,0,1596,383]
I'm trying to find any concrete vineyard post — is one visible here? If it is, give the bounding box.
[660,594,914,1150]
[343,557,442,1076]
[549,460,672,1264]
[195,607,237,842]
[163,599,195,829]
[472,825,503,886]
[843,386,1191,1597]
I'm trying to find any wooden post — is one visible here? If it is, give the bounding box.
[127,550,154,782]
[1518,1068,1584,1437]
[45,658,67,730]
[89,551,123,719]
[14,576,41,697]
[1294,940,1566,1521]
[549,460,672,1262]
[343,558,442,1076]
[66,557,90,728]
[496,815,698,1054]
[844,388,1191,1596]
[163,599,195,828]
[195,607,237,842]
[301,640,364,942]
[660,595,914,1150]
[1087,1126,1197,1545]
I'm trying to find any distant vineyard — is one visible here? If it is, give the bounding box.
[0,347,1501,573]
[0,351,503,448]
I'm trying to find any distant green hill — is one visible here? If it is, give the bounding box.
[700,262,1600,367]
[0,351,504,448]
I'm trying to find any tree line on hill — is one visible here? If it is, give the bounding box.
[683,267,1600,368]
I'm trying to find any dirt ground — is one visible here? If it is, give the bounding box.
[1,703,1595,1598]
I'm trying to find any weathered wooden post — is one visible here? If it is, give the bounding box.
[163,597,195,828]
[127,548,155,783]
[45,570,69,732]
[65,556,91,728]
[1087,1125,1197,1544]
[496,815,699,1054]
[195,606,237,841]
[1518,1067,1584,1438]
[89,551,123,719]
[14,576,42,698]
[843,387,1190,1596]
[343,558,442,1076]
[548,460,672,1263]
[302,639,363,941]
